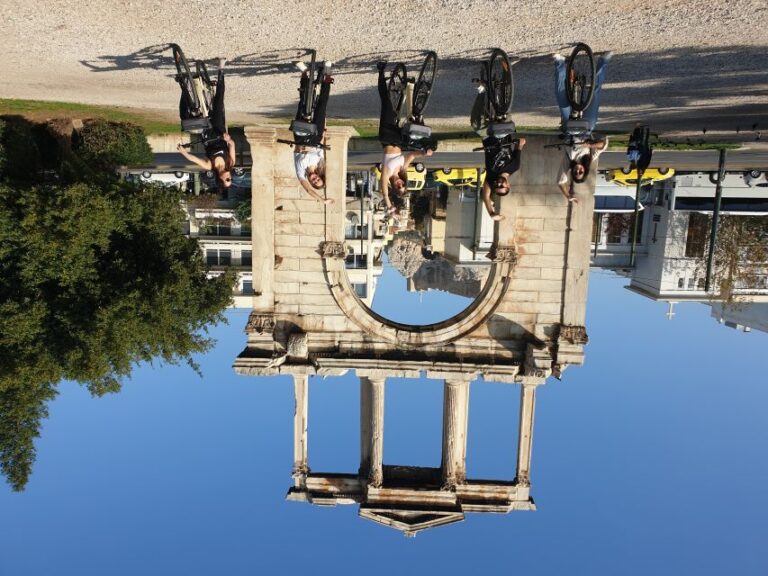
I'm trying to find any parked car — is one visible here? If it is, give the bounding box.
[126,170,190,188]
[433,167,486,188]
[607,168,674,187]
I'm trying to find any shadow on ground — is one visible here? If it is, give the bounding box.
[82,44,768,133]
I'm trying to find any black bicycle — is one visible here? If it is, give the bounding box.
[171,43,215,133]
[288,49,329,146]
[385,51,438,149]
[565,43,595,120]
[471,48,514,132]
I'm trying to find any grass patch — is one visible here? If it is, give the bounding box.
[0,98,179,134]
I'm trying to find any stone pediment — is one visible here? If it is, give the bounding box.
[359,504,464,536]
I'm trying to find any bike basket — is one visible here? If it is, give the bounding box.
[401,123,432,140]
[488,122,516,138]
[290,120,318,138]
[181,117,212,134]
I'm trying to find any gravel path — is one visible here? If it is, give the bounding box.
[2,0,767,134]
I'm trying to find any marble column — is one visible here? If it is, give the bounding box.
[244,126,277,313]
[359,376,385,487]
[292,374,309,486]
[515,384,537,487]
[441,379,470,489]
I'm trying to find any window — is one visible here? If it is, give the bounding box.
[241,251,252,266]
[345,254,367,269]
[688,277,695,289]
[205,221,231,236]
[628,213,644,245]
[242,280,253,295]
[206,249,232,266]
[685,213,708,257]
[240,225,251,237]
[353,283,368,298]
[345,224,368,240]
[678,277,684,288]
[592,213,603,245]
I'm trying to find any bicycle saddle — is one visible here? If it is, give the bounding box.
[290,120,318,137]
[488,122,516,138]
[401,122,432,140]
[565,119,591,135]
[181,117,212,134]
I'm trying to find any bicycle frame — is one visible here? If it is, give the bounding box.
[192,76,211,119]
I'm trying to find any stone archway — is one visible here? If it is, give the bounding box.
[321,241,517,348]
[236,125,592,382]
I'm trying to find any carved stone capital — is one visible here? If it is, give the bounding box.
[515,472,531,487]
[292,463,310,478]
[488,244,518,264]
[245,312,276,334]
[321,241,347,259]
[557,324,589,345]
[368,468,383,488]
[441,470,466,491]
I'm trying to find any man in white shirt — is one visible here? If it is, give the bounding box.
[292,59,334,204]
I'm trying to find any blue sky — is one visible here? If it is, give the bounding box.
[1,273,767,576]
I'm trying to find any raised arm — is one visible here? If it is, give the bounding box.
[402,149,432,171]
[299,179,333,204]
[482,179,504,221]
[176,144,212,170]
[224,133,236,165]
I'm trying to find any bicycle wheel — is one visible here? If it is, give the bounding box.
[388,63,407,116]
[412,51,438,118]
[171,44,199,113]
[195,61,214,113]
[489,48,513,116]
[304,50,317,119]
[566,43,595,112]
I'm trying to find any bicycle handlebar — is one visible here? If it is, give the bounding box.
[472,138,520,152]
[277,138,331,151]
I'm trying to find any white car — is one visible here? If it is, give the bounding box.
[128,170,191,188]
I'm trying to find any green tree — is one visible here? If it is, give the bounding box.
[693,214,768,301]
[0,180,236,490]
[73,119,153,169]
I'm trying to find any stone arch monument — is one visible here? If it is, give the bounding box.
[234,126,594,534]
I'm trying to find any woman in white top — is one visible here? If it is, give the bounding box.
[557,137,608,203]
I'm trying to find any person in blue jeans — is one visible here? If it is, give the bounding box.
[552,50,612,133]
[553,50,612,202]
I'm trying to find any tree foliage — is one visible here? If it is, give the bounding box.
[0,118,235,490]
[703,215,768,301]
[73,119,153,169]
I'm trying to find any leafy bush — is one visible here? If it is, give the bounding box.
[0,119,5,174]
[235,199,251,223]
[0,116,41,181]
[74,119,152,169]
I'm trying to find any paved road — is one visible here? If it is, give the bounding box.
[153,149,768,172]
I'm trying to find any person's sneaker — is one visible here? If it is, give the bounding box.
[323,74,334,85]
[601,51,614,63]
[295,61,308,73]
[551,53,565,63]
[476,84,486,94]
[218,57,227,70]
[323,60,333,74]
[376,61,387,72]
